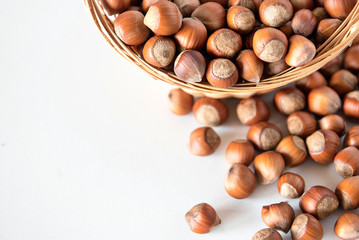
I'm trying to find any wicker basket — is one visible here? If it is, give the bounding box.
[84,0,359,98]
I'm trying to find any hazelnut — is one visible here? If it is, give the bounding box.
[291,9,317,37]
[329,70,357,96]
[259,0,293,27]
[308,86,341,116]
[191,2,226,32]
[253,27,288,63]
[200,0,228,7]
[291,213,324,240]
[324,0,356,20]
[278,21,293,38]
[335,176,359,210]
[174,50,206,83]
[345,125,359,148]
[225,163,256,199]
[188,127,221,156]
[299,185,339,219]
[289,0,315,11]
[173,0,200,16]
[343,91,359,121]
[344,45,359,73]
[316,18,342,44]
[285,35,316,67]
[228,0,261,12]
[334,147,359,178]
[168,88,194,115]
[274,87,306,115]
[276,135,307,167]
[174,17,207,51]
[185,203,221,234]
[263,58,289,76]
[236,50,264,83]
[320,56,342,77]
[318,114,346,136]
[296,71,327,94]
[334,212,359,240]
[206,58,239,88]
[306,129,340,164]
[227,6,256,34]
[247,121,282,150]
[252,228,283,240]
[253,151,285,184]
[114,11,150,46]
[278,172,305,199]
[206,29,243,59]
[312,7,329,23]
[193,97,229,126]
[144,1,182,36]
[287,111,317,138]
[225,140,255,166]
[236,97,270,125]
[143,36,176,68]
[261,202,295,233]
[100,0,131,15]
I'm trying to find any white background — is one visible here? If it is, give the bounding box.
[0,1,357,239]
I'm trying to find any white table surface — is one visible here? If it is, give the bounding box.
[0,1,357,239]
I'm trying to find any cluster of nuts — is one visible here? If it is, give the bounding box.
[169,37,359,238]
[102,0,357,88]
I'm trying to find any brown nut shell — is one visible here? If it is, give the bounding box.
[252,228,283,240]
[174,17,207,51]
[287,111,317,138]
[343,91,359,121]
[174,0,200,16]
[335,176,359,210]
[193,97,229,126]
[225,163,256,199]
[329,70,357,96]
[236,97,270,125]
[324,0,356,20]
[191,2,226,32]
[206,58,239,88]
[345,125,359,148]
[296,71,327,94]
[168,88,194,115]
[334,147,359,178]
[278,172,305,199]
[228,0,262,11]
[141,0,166,13]
[143,36,176,68]
[259,0,293,27]
[308,86,341,116]
[289,0,315,11]
[291,213,324,240]
[227,6,256,34]
[253,151,285,184]
[274,87,306,115]
[316,18,342,43]
[334,212,359,240]
[188,127,221,156]
[261,202,295,233]
[344,45,359,73]
[276,135,307,167]
[207,29,243,59]
[236,50,264,83]
[101,0,131,15]
[185,203,221,234]
[320,56,342,77]
[319,114,347,136]
[225,140,255,166]
[247,122,282,150]
[263,58,289,76]
[291,9,317,37]
[285,35,316,67]
[312,7,329,23]
[174,50,206,83]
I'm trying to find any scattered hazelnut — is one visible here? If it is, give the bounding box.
[335,176,359,210]
[318,114,346,136]
[285,35,316,67]
[206,29,243,59]
[334,147,359,178]
[316,18,342,44]
[174,17,207,51]
[168,88,194,115]
[343,91,359,121]
[225,140,255,166]
[247,122,282,150]
[329,70,357,96]
[312,7,329,23]
[101,0,131,15]
[191,2,226,32]
[263,58,289,76]
[261,202,295,233]
[185,203,221,234]
[188,127,221,156]
[320,56,342,77]
[236,97,270,125]
[173,0,200,16]
[236,50,264,83]
[344,45,359,73]
[259,0,293,27]
[324,0,356,20]
[276,135,307,167]
[291,213,324,240]
[334,212,359,240]
[289,0,315,11]
[287,111,317,138]
[252,228,283,240]
[278,172,305,199]
[193,97,229,126]
[143,36,176,68]
[299,185,339,219]
[227,6,256,34]
[174,50,206,83]
[225,163,256,199]
[291,9,317,37]
[308,86,341,116]
[296,71,327,94]
[306,129,340,164]
[253,151,285,184]
[206,58,239,88]
[274,87,306,115]
[345,125,359,148]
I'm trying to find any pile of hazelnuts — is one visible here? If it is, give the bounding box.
[169,40,359,239]
[104,0,357,88]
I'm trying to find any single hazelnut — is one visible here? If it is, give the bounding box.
[345,126,359,148]
[291,213,324,240]
[291,9,317,37]
[144,1,182,36]
[206,58,239,88]
[329,70,357,96]
[287,111,317,138]
[225,163,256,199]
[253,151,285,184]
[225,140,255,166]
[174,50,206,83]
[228,0,261,12]
[279,21,293,38]
[174,17,207,51]
[263,58,289,76]
[193,97,229,126]
[335,176,359,210]
[285,35,316,67]
[324,0,356,20]
[312,7,329,23]
[185,203,221,234]
[236,50,264,83]
[344,45,359,73]
[318,114,346,136]
[334,147,359,178]
[188,127,221,156]
[143,36,176,68]
[191,2,226,32]
[206,29,243,59]
[274,87,306,115]
[114,11,150,46]
[343,91,359,121]
[278,172,305,199]
[289,0,315,11]
[261,202,295,233]
[141,0,165,12]
[252,228,283,240]
[276,135,307,167]
[168,88,194,115]
[334,212,359,240]
[227,6,256,34]
[247,121,282,150]
[259,0,293,27]
[100,0,131,15]
[316,18,342,44]
[236,97,270,125]
[306,129,340,164]
[200,0,228,7]
[296,71,327,94]
[299,185,339,219]
[320,56,342,77]
[308,86,341,116]
[253,27,288,63]
[173,0,200,16]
